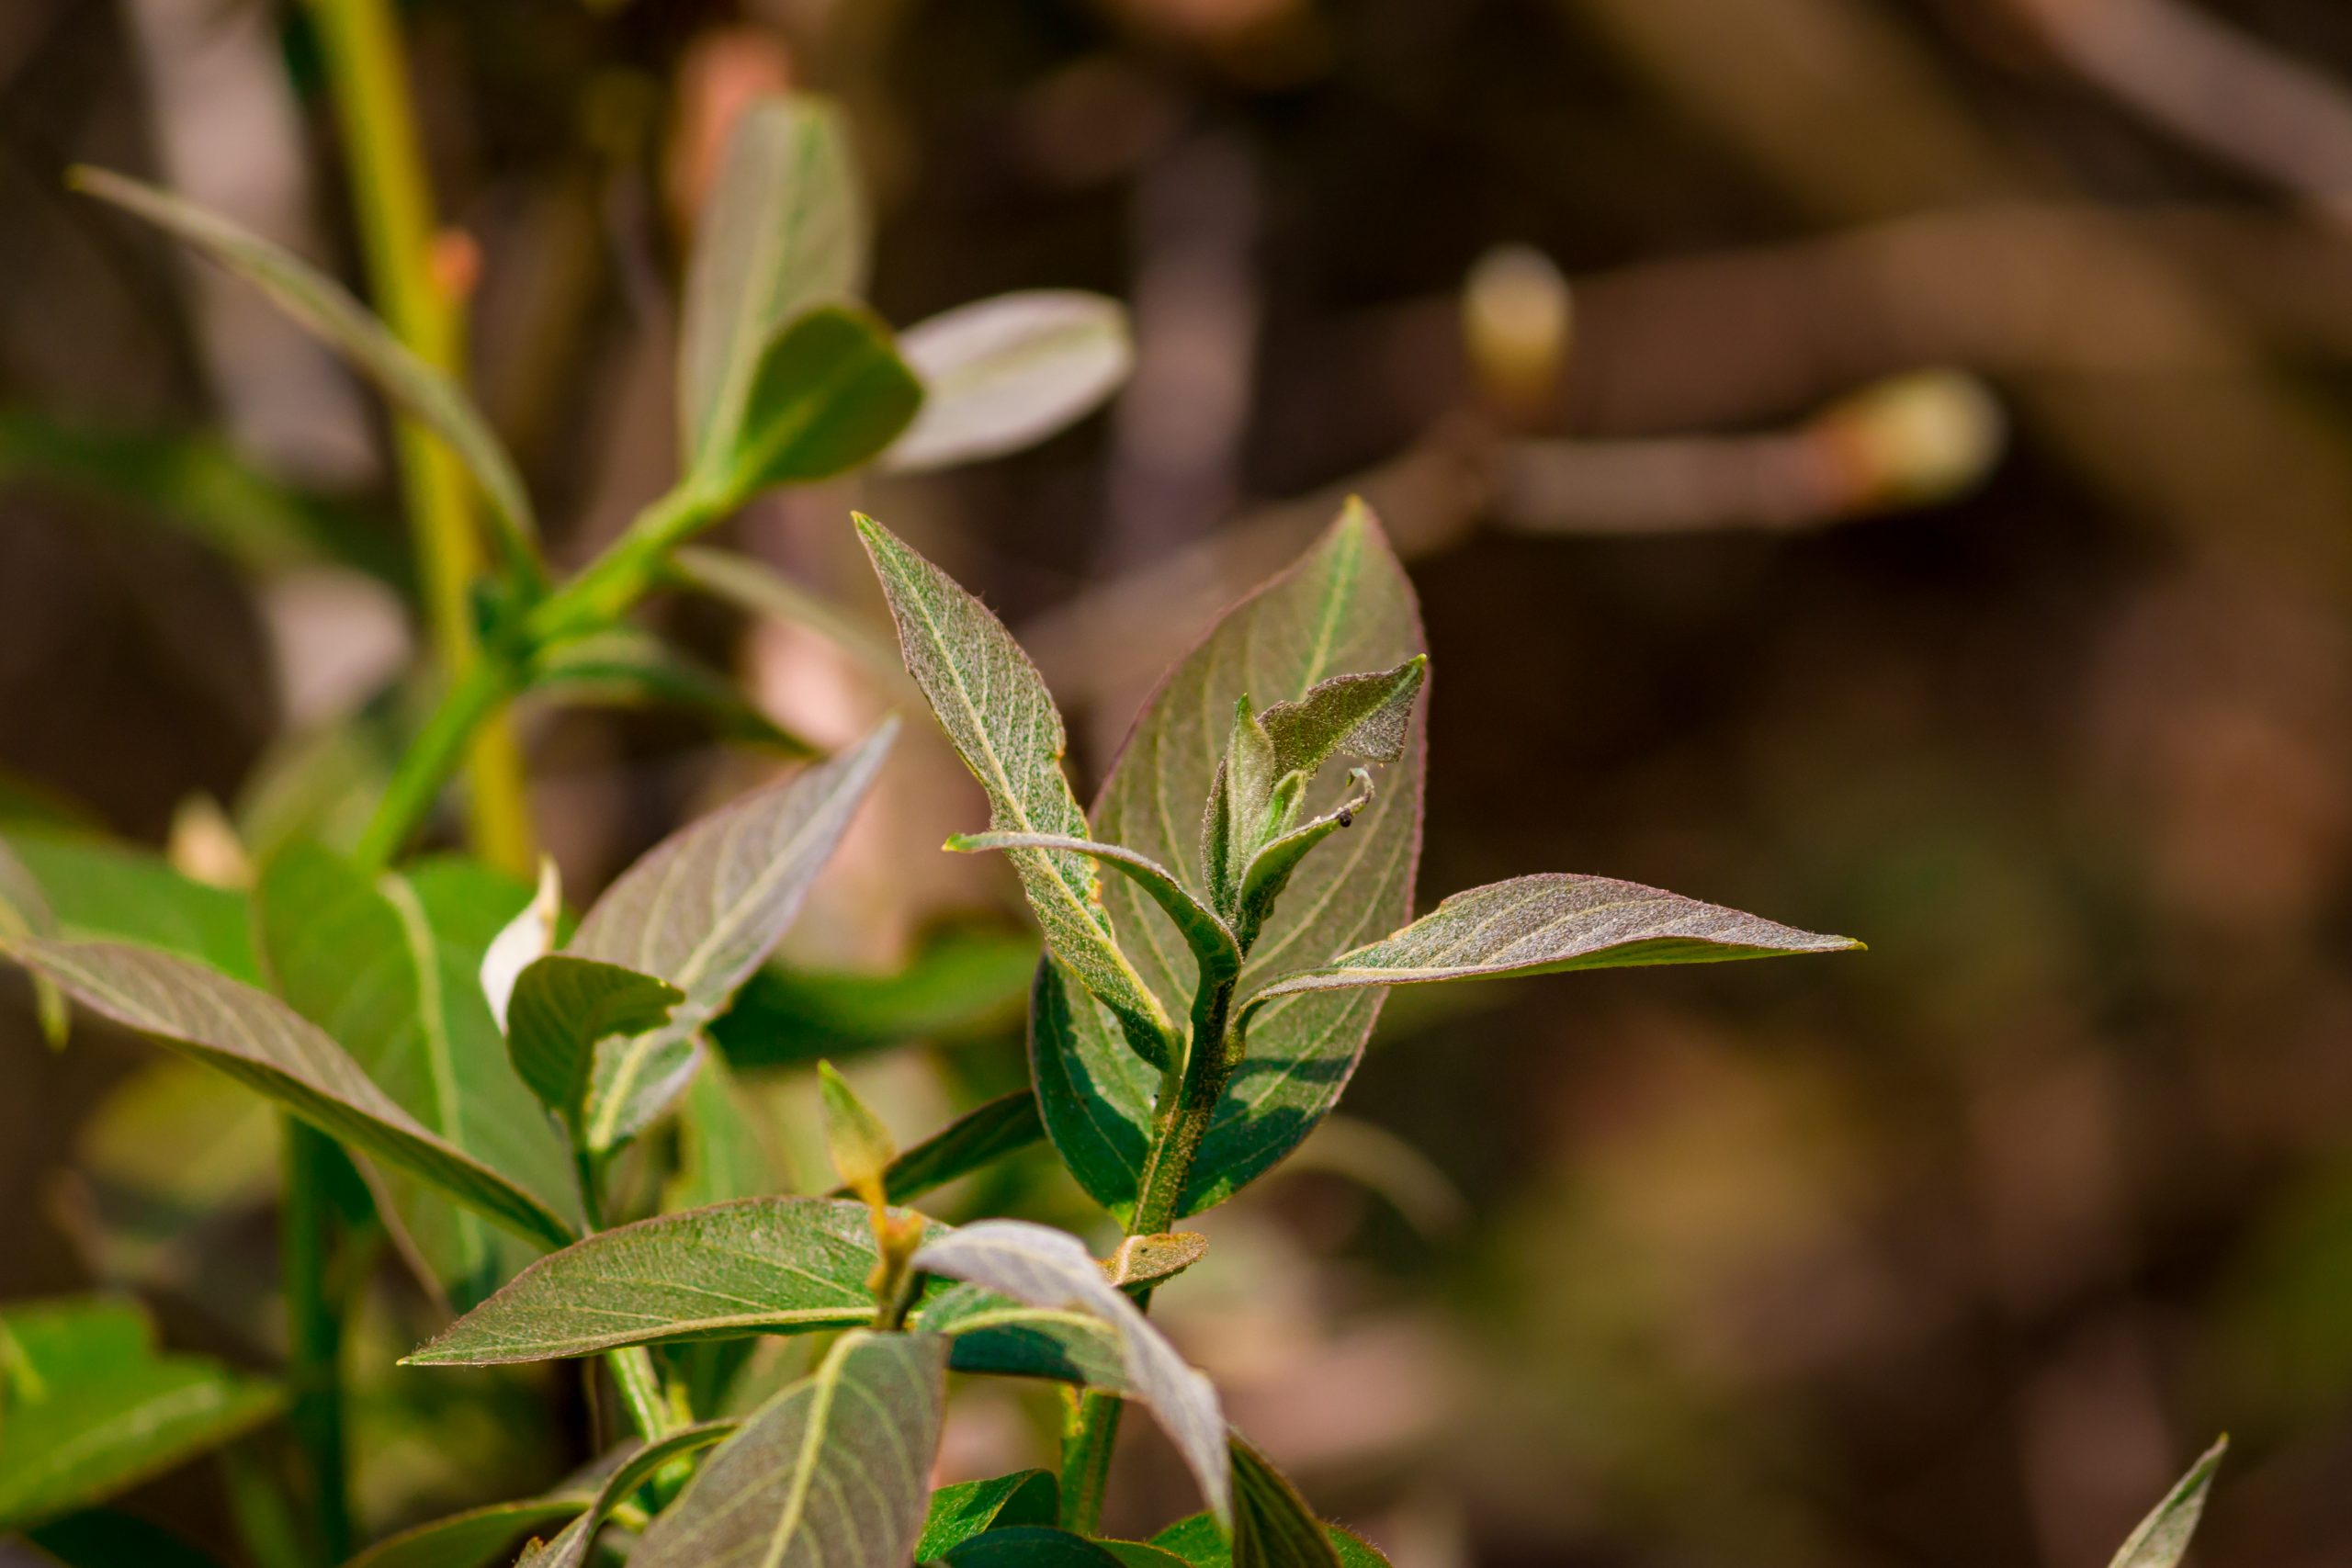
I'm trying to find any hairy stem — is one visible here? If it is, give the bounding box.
[278,1121,349,1563]
[308,0,535,878]
[1060,1387,1126,1533]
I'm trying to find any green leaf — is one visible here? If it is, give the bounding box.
[1239,873,1860,1030]
[2109,1437,2227,1568]
[505,954,683,1135]
[884,290,1133,473]
[669,545,910,689]
[856,514,1177,1067]
[1229,1437,1342,1568]
[819,1060,896,1201]
[515,1423,741,1568]
[254,847,583,1298]
[633,1330,946,1568]
[708,305,922,502]
[947,833,1239,993]
[344,1497,594,1568]
[24,1509,230,1568]
[915,1470,1059,1559]
[9,939,576,1248]
[711,927,1035,1068]
[664,1053,786,1213]
[941,1529,1129,1567]
[1103,1232,1209,1289]
[0,1296,282,1531]
[69,168,538,578]
[918,1281,1125,1391]
[569,721,897,1156]
[1099,1545,1202,1568]
[1150,1514,1390,1568]
[2,827,258,983]
[479,857,560,1033]
[406,1196,930,1365]
[911,1220,1229,1524]
[0,834,67,1044]
[528,628,820,754]
[679,95,866,476]
[1037,502,1426,1218]
[839,1089,1044,1206]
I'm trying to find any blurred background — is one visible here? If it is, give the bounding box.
[6,0,2352,1563]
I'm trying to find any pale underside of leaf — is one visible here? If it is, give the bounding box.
[406,1196,928,1365]
[11,938,575,1248]
[857,516,1173,1060]
[911,1220,1229,1525]
[2109,1437,2227,1568]
[516,1422,740,1568]
[570,722,897,1155]
[884,289,1134,473]
[632,1330,946,1568]
[1042,502,1427,1217]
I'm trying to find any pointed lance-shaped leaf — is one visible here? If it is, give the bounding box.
[915,1470,1060,1560]
[912,1220,1230,1525]
[256,847,584,1297]
[481,857,560,1034]
[679,94,867,477]
[632,1330,946,1568]
[1038,501,1427,1219]
[69,168,539,579]
[818,1060,896,1204]
[834,1089,1044,1206]
[1229,1437,1344,1568]
[407,1196,933,1365]
[514,1422,741,1568]
[343,1495,595,1568]
[568,720,897,1156]
[1239,873,1861,1032]
[7,938,575,1248]
[942,1529,1149,1566]
[504,955,683,1134]
[1151,1513,1392,1568]
[947,832,1240,992]
[917,1280,1126,1392]
[856,514,1178,1067]
[884,289,1134,473]
[2109,1437,2227,1568]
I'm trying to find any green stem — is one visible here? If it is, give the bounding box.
[609,1346,675,1442]
[1060,1388,1126,1534]
[354,656,513,872]
[278,1120,350,1564]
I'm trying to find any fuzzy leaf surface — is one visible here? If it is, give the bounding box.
[10,939,575,1247]
[570,721,896,1155]
[256,848,582,1297]
[914,1470,1059,1559]
[407,1196,930,1365]
[942,1529,1137,1566]
[71,169,537,571]
[885,290,1132,473]
[842,1089,1045,1205]
[912,1220,1228,1523]
[714,305,923,502]
[919,1280,1126,1391]
[345,1497,593,1568]
[858,516,1173,1062]
[504,954,682,1134]
[2109,1438,2227,1568]
[1242,873,1859,1024]
[1040,502,1425,1216]
[633,1331,945,1568]
[514,1422,740,1568]
[3,827,258,982]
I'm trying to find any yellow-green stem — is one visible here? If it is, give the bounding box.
[278,1120,349,1563]
[307,0,534,877]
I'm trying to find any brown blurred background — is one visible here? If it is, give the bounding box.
[7,0,2352,1563]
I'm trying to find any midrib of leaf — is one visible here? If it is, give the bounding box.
[379,872,490,1280]
[767,1337,851,1568]
[701,128,802,467]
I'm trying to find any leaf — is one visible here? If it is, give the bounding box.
[1037,502,1426,1218]
[708,305,923,502]
[254,847,582,1298]
[2,827,258,983]
[884,290,1133,473]
[947,833,1238,996]
[23,1509,230,1568]
[679,95,866,476]
[857,515,1176,1066]
[1099,1545,1203,1568]
[1150,1514,1391,1568]
[669,545,909,688]
[839,1089,1044,1205]
[819,1060,897,1201]
[919,1280,1125,1391]
[9,939,576,1248]
[480,857,560,1033]
[633,1330,945,1568]
[406,1196,928,1365]
[344,1497,594,1568]
[70,168,538,576]
[1229,1437,1342,1568]
[514,1422,740,1568]
[0,834,67,1043]
[569,721,897,1156]
[941,1529,1131,1567]
[505,954,683,1134]
[915,1471,1059,1559]
[1102,1232,1208,1289]
[1239,873,1860,1027]
[911,1220,1229,1524]
[528,628,819,754]
[2109,1437,2227,1568]
[0,1297,282,1531]
[711,928,1035,1068]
